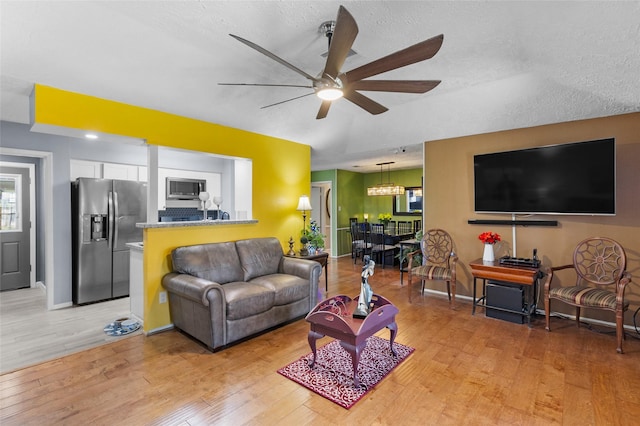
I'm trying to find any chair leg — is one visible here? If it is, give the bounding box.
[451,280,456,309]
[575,307,581,328]
[545,298,551,331]
[616,310,624,354]
[408,273,413,303]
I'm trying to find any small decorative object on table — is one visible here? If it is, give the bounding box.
[300,235,309,256]
[353,255,375,318]
[199,192,211,221]
[212,195,223,216]
[378,212,392,226]
[287,236,296,256]
[478,231,501,262]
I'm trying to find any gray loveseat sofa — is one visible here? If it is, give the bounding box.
[162,237,321,351]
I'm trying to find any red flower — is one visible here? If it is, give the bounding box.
[478,231,501,244]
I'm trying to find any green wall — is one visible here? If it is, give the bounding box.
[313,167,422,256]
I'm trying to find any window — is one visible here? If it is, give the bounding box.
[0,174,21,231]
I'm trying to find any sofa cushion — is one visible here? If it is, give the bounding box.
[222,281,275,320]
[172,242,244,284]
[236,237,284,281]
[250,274,309,306]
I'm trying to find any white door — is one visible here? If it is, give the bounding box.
[0,166,31,291]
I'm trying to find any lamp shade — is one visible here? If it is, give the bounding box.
[297,195,312,211]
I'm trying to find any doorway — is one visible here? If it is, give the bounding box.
[0,162,35,290]
[0,149,54,310]
[310,182,332,256]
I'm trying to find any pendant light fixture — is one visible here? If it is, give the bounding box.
[367,162,405,196]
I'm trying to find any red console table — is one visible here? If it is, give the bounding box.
[305,294,398,387]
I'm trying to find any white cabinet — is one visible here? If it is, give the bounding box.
[71,159,139,181]
[138,166,148,182]
[103,163,138,181]
[70,160,102,180]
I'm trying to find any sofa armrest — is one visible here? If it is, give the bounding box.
[162,272,225,307]
[281,257,322,305]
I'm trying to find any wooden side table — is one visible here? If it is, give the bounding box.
[469,258,542,327]
[285,251,329,292]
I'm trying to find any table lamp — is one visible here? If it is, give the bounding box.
[296,195,312,232]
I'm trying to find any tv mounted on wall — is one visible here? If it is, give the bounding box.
[474,138,615,215]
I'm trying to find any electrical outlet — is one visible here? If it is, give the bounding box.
[159,291,167,304]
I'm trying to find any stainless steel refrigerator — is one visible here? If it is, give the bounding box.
[72,178,147,304]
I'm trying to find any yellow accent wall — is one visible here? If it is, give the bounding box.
[33,84,311,332]
[423,112,640,326]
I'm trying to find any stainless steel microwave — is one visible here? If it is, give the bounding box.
[166,177,206,200]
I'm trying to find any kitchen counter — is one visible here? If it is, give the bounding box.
[136,219,257,229]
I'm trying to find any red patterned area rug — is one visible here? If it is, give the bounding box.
[277,335,414,409]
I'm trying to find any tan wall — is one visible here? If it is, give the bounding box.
[423,112,640,326]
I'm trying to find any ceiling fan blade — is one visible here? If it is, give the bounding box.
[316,101,332,119]
[349,80,441,93]
[323,6,358,78]
[344,34,444,82]
[343,91,388,115]
[260,92,315,109]
[229,34,319,82]
[219,83,313,89]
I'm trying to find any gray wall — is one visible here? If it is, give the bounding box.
[0,120,235,307]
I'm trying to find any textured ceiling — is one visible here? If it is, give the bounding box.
[1,1,639,173]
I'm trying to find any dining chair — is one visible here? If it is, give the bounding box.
[397,221,413,238]
[351,222,371,264]
[370,223,396,269]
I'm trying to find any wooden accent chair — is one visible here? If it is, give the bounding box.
[544,237,632,353]
[407,229,458,308]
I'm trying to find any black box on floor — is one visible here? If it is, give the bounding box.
[486,281,525,324]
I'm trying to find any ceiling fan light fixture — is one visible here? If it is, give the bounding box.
[317,87,343,101]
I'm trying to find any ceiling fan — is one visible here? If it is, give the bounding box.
[220,5,443,119]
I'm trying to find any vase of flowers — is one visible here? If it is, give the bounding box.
[378,212,392,227]
[301,220,325,254]
[478,231,501,262]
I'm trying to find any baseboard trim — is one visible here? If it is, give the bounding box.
[146,323,174,336]
[424,288,633,331]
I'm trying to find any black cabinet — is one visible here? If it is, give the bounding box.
[486,281,525,324]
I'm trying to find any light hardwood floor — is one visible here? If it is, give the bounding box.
[1,257,639,425]
[0,286,141,374]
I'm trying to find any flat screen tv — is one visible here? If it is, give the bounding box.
[474,138,615,215]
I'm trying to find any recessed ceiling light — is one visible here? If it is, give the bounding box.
[85,133,98,139]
